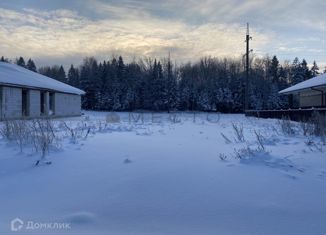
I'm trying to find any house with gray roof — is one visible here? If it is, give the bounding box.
[279,73,326,108]
[0,62,85,120]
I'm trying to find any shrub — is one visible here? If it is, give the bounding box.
[232,123,245,142]
[278,116,295,136]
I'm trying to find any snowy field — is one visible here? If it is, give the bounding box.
[0,111,326,235]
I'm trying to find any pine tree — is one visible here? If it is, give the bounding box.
[117,56,125,81]
[57,66,67,83]
[269,55,279,83]
[16,57,26,68]
[164,57,178,111]
[94,62,106,110]
[111,56,126,110]
[151,59,161,110]
[290,57,305,85]
[0,56,9,62]
[301,59,311,79]
[26,58,37,72]
[67,65,80,87]
[311,61,319,77]
[267,83,282,109]
[38,66,52,77]
[156,61,165,110]
[79,57,99,110]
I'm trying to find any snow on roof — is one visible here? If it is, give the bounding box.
[279,73,326,94]
[0,62,85,95]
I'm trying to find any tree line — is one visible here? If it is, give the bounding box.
[1,55,325,112]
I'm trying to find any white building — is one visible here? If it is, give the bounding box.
[0,62,85,120]
[279,73,326,108]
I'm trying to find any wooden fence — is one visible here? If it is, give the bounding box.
[245,108,326,122]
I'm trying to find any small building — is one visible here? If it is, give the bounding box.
[279,73,326,108]
[246,74,326,121]
[0,62,85,120]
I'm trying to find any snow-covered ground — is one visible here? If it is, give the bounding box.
[0,112,326,235]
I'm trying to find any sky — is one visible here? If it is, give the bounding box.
[0,0,325,69]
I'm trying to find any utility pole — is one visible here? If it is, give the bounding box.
[245,23,251,111]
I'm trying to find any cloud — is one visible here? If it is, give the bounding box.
[0,0,325,68]
[278,46,303,53]
[0,4,271,67]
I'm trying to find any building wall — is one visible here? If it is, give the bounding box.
[29,90,41,117]
[54,93,81,117]
[1,86,22,119]
[0,87,3,119]
[299,89,326,107]
[0,86,82,120]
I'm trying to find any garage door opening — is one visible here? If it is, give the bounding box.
[49,92,55,115]
[22,89,29,117]
[40,92,45,115]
